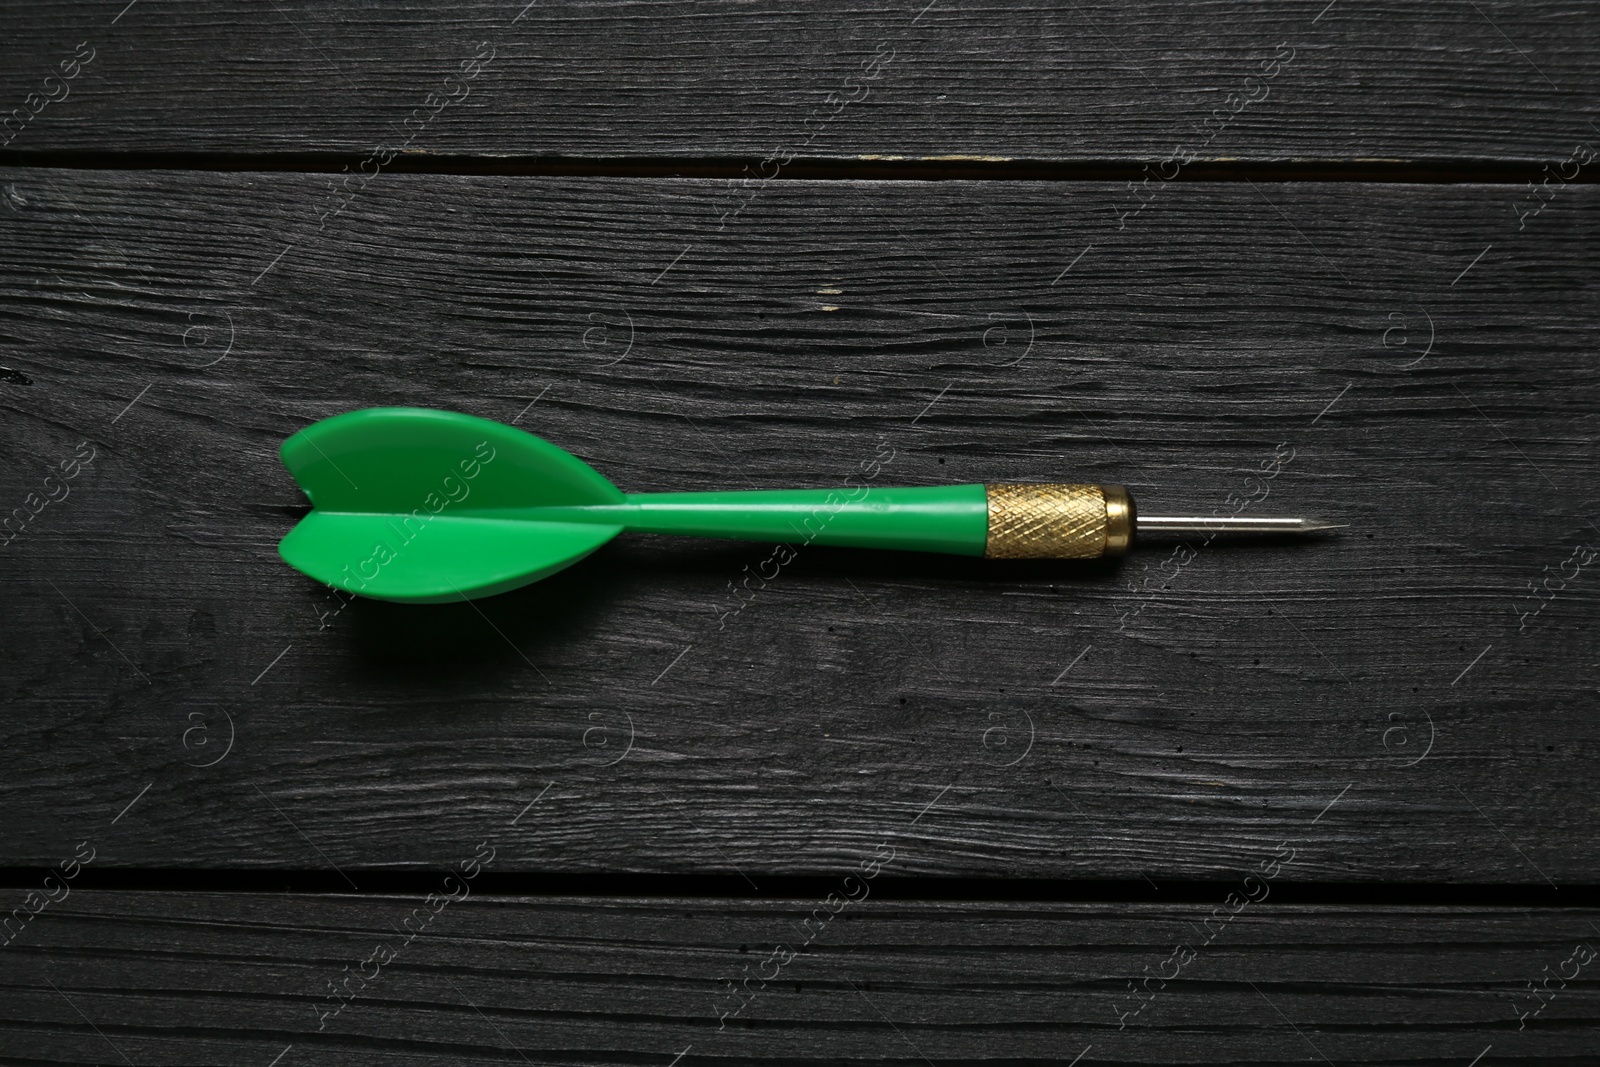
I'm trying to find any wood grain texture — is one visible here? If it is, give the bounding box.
[0,1,1596,164]
[3,892,1598,1064]
[0,168,1597,881]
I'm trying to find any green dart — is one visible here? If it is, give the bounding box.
[278,407,1341,603]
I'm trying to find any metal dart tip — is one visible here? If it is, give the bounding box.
[1135,515,1348,537]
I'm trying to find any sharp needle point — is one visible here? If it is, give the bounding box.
[1135,515,1348,537]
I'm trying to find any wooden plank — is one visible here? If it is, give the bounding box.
[0,1,1596,164]
[0,168,1597,881]
[2,893,1597,1064]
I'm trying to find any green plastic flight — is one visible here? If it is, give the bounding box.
[279,407,989,603]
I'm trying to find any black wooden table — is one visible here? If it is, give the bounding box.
[3,2,1598,1063]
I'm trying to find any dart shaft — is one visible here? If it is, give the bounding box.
[526,486,991,556]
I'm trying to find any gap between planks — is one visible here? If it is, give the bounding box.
[0,151,1592,184]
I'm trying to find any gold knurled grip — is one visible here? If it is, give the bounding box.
[983,483,1133,559]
